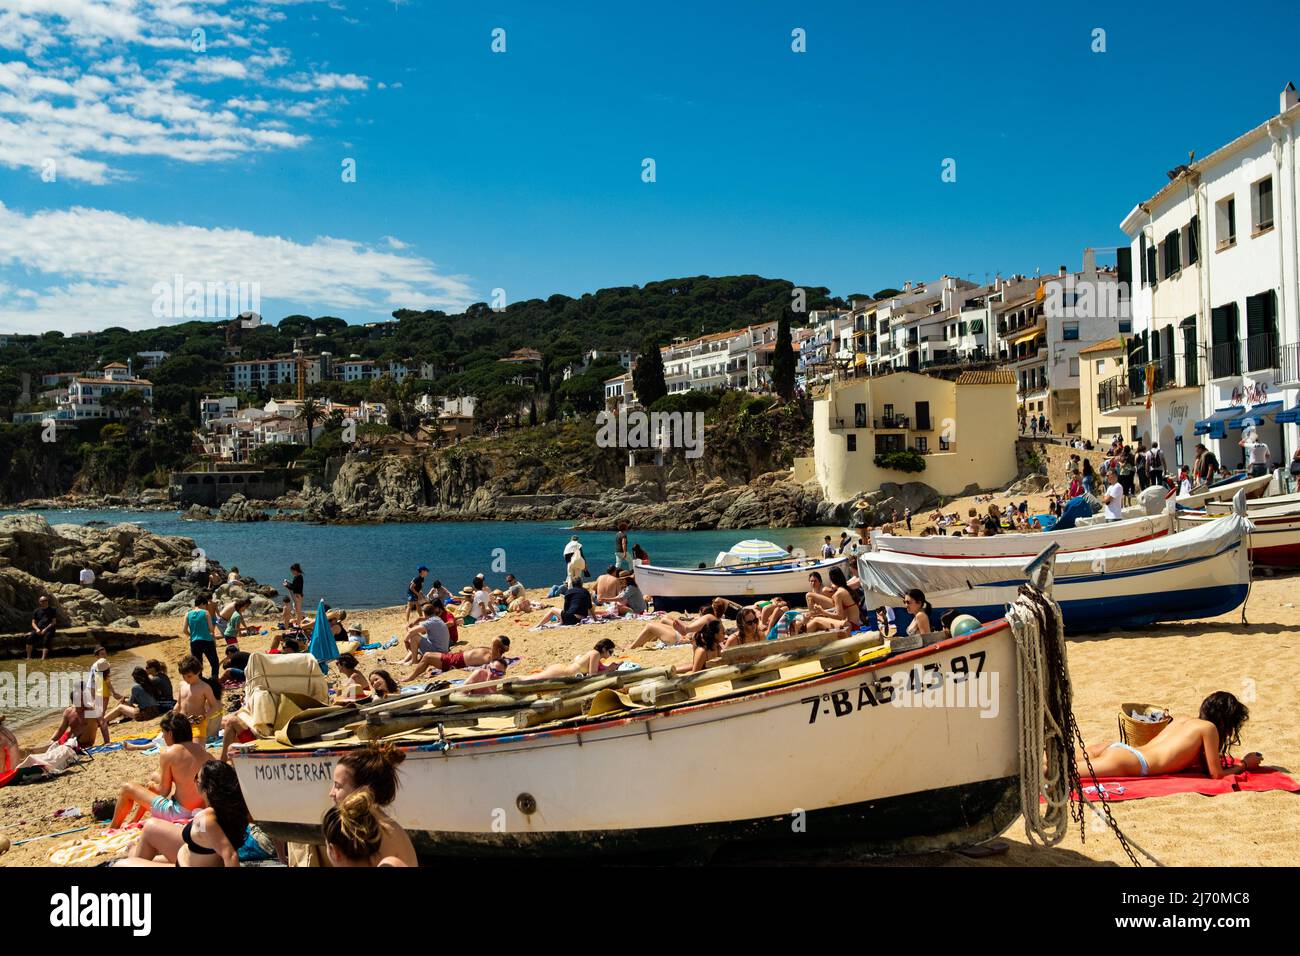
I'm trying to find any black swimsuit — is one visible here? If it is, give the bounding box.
[181,821,217,861]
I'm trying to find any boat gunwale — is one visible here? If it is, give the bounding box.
[232,618,1013,761]
[635,555,848,577]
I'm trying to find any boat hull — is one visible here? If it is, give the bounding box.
[871,513,1172,559]
[859,522,1251,634]
[232,624,1021,858]
[638,555,850,612]
[1176,472,1272,508]
[1180,511,1300,567]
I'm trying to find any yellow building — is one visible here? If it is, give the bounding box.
[804,370,1019,502]
[1078,337,1137,445]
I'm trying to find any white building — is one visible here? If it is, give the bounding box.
[199,395,239,429]
[225,355,323,392]
[134,350,170,371]
[1110,83,1300,469]
[59,363,154,421]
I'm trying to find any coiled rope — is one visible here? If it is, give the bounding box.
[1007,584,1147,865]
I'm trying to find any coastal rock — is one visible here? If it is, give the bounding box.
[1005,474,1050,496]
[876,481,942,514]
[216,493,270,522]
[213,581,280,617]
[184,504,214,520]
[0,567,126,630]
[151,588,199,617]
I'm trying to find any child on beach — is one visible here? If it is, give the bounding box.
[110,712,215,828]
[405,566,429,625]
[103,667,163,724]
[175,655,221,743]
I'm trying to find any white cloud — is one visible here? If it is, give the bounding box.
[0,2,368,183]
[0,202,478,332]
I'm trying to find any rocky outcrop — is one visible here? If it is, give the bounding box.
[216,493,270,522]
[0,513,231,627]
[184,504,214,520]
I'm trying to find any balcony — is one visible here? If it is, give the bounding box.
[1281,343,1300,384]
[1210,342,1242,380]
[874,415,911,429]
[1246,332,1279,373]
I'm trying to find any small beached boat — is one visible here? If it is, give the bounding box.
[857,513,1251,634]
[231,574,1080,860]
[1203,489,1300,513]
[1179,505,1300,567]
[1175,472,1271,509]
[870,512,1173,560]
[636,548,849,613]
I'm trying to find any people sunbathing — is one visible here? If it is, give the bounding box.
[50,690,98,750]
[405,635,510,682]
[533,581,592,628]
[1075,691,1262,780]
[103,667,164,724]
[721,605,763,649]
[336,653,369,701]
[629,608,720,649]
[800,567,863,633]
[528,639,617,680]
[111,712,215,828]
[368,670,400,699]
[120,760,247,867]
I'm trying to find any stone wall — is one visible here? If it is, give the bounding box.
[1015,438,1109,482]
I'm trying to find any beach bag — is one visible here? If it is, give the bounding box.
[1118,703,1171,747]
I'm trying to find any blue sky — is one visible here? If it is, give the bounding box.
[1,0,1297,332]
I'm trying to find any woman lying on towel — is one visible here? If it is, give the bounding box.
[628,608,721,650]
[1075,691,1263,780]
[527,639,617,680]
[675,618,723,674]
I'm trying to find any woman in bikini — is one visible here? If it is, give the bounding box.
[1076,691,1262,779]
[801,567,863,633]
[326,742,418,867]
[368,670,400,699]
[903,588,933,637]
[676,619,723,674]
[322,790,408,867]
[528,639,617,680]
[722,606,762,650]
[804,572,836,613]
[629,609,720,650]
[122,760,246,867]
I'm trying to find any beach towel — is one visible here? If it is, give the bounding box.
[1072,761,1299,803]
[48,825,144,865]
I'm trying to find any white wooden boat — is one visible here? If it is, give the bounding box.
[1179,505,1300,567]
[870,513,1173,559]
[232,618,1026,858]
[1204,490,1300,513]
[1175,472,1271,509]
[857,514,1251,634]
[637,554,849,612]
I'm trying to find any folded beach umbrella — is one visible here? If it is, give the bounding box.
[307,599,339,675]
[725,539,789,563]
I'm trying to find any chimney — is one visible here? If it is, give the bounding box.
[1082,248,1097,277]
[1058,265,1068,276]
[903,281,912,292]
[1283,82,1298,113]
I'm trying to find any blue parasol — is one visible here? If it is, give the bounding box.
[307,599,338,674]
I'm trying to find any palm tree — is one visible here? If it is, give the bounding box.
[299,397,322,447]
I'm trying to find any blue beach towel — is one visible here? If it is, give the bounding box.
[307,599,339,675]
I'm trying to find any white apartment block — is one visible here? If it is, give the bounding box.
[996,255,1125,435]
[225,355,323,392]
[60,363,154,421]
[1112,83,1300,469]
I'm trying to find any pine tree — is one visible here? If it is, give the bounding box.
[632,336,667,408]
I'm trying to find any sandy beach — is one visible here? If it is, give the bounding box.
[3,552,1296,868]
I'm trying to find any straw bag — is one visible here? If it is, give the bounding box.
[1118,703,1171,746]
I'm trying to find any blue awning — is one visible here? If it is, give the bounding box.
[1273,403,1300,425]
[1227,401,1282,429]
[1193,407,1237,439]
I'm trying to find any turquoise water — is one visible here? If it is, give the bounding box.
[2,509,839,611]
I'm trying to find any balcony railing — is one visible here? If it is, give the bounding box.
[1211,342,1242,379]
[874,415,911,429]
[1246,332,1279,373]
[1281,343,1300,384]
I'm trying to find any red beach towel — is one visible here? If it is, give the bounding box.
[1073,760,1299,803]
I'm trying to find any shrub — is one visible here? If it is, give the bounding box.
[873,449,926,473]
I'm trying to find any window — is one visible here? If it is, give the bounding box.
[1069,357,1079,377]
[854,402,867,428]
[1139,234,1148,286]
[1216,196,1236,249]
[1063,322,1079,340]
[883,403,894,420]
[1253,177,1274,233]
[1186,214,1199,265]
[1162,230,1180,277]
[846,434,857,452]
[1096,359,1105,374]
[1119,319,1132,334]
[915,437,928,452]
[915,401,931,430]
